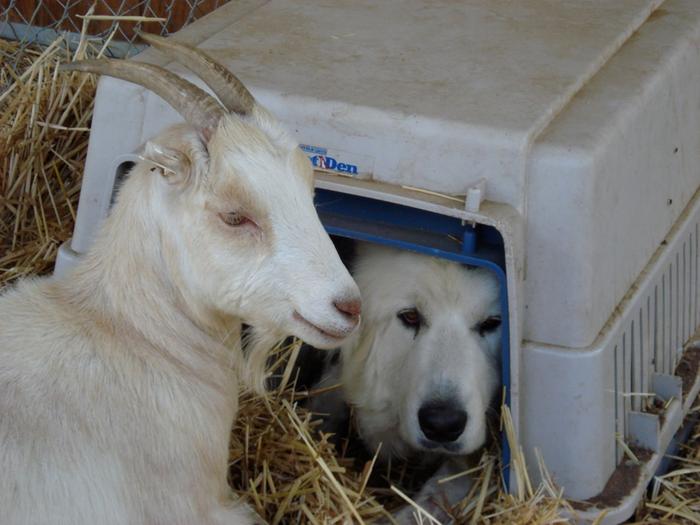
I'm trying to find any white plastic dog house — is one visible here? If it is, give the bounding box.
[54,1,700,522]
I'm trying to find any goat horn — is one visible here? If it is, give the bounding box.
[137,32,255,116]
[60,59,226,131]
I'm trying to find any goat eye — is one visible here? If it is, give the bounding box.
[477,315,502,337]
[219,212,251,227]
[397,308,422,331]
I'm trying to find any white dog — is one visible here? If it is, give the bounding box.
[306,241,502,520]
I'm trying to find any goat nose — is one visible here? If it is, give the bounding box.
[333,297,362,320]
[418,402,468,443]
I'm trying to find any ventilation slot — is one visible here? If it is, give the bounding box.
[612,218,700,461]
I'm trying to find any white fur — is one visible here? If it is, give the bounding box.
[0,104,359,524]
[336,243,501,459]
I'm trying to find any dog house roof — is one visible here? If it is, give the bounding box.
[174,0,663,212]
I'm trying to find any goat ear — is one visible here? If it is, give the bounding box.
[142,138,208,187]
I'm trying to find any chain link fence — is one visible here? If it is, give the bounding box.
[1,1,231,63]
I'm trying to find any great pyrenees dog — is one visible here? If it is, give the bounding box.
[304,241,503,520]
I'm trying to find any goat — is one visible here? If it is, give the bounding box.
[0,33,360,525]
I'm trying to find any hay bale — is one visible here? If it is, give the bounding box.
[227,342,395,524]
[229,389,393,523]
[0,34,98,288]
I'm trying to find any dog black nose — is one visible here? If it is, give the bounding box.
[418,401,467,443]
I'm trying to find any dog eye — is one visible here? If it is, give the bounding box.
[219,212,253,228]
[397,307,422,333]
[476,315,501,337]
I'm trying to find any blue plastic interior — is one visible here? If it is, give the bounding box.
[314,188,512,487]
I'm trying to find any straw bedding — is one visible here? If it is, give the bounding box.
[0,36,96,288]
[3,32,700,525]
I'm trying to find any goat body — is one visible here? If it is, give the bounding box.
[0,162,248,524]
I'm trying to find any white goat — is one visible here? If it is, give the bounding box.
[0,33,360,525]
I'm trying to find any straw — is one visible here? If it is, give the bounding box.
[0,34,104,288]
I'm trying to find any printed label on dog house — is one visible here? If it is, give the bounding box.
[300,144,373,179]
